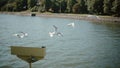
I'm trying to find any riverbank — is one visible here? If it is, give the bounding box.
[0,12,120,23]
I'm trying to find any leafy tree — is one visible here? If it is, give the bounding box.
[0,0,8,10]
[72,3,80,13]
[51,0,60,13]
[94,0,104,14]
[27,0,37,9]
[37,0,46,12]
[45,0,51,11]
[15,0,27,11]
[73,0,87,13]
[112,0,120,16]
[8,0,16,3]
[2,3,15,11]
[66,0,77,13]
[87,0,104,14]
[0,0,119,16]
[57,0,67,13]
[103,0,113,15]
[87,0,95,14]
[1,0,16,11]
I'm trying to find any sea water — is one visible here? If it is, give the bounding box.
[0,14,120,68]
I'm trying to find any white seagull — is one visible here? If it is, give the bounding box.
[49,31,55,37]
[13,33,24,38]
[67,22,75,27]
[49,25,63,37]
[20,32,28,36]
[13,32,28,38]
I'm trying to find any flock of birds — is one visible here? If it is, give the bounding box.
[49,22,75,37]
[12,15,100,38]
[13,22,75,38]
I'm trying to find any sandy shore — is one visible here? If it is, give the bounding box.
[0,12,120,24]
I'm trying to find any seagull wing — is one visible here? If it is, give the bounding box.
[67,23,72,26]
[24,33,28,36]
[49,32,55,37]
[13,34,18,36]
[57,32,63,37]
[19,35,24,38]
[20,32,28,36]
[53,25,58,32]
[72,23,75,27]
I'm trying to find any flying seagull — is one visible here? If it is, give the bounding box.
[13,32,28,38]
[20,32,28,36]
[53,25,58,32]
[49,25,63,37]
[49,31,55,37]
[56,32,63,37]
[13,33,24,38]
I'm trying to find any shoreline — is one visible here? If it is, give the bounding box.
[0,12,120,24]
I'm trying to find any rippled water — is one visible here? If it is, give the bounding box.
[0,14,120,68]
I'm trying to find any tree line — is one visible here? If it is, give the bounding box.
[0,0,120,16]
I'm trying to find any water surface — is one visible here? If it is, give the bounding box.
[0,14,120,68]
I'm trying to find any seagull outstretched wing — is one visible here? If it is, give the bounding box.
[49,25,63,38]
[57,32,63,37]
[49,32,55,37]
[53,25,58,32]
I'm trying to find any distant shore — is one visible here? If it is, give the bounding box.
[0,12,120,24]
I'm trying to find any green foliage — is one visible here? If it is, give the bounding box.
[0,0,8,11]
[1,3,15,11]
[51,1,60,13]
[15,0,27,11]
[27,0,37,9]
[87,0,95,14]
[73,0,87,13]
[66,0,77,13]
[59,0,67,13]
[0,0,8,7]
[31,6,38,12]
[103,0,113,15]
[87,0,104,14]
[0,0,27,11]
[112,0,120,16]
[94,0,104,14]
[45,0,51,11]
[0,0,120,16]
[72,3,80,13]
